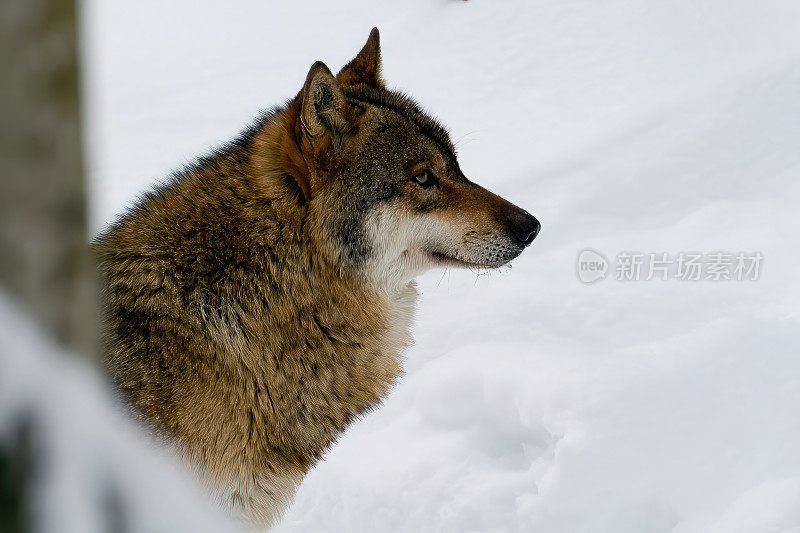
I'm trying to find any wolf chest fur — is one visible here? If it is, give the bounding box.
[95,28,539,528]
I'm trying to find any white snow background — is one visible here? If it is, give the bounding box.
[77,0,800,531]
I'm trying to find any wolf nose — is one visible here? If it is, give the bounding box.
[511,212,540,246]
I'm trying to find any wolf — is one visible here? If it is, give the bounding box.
[94,28,539,529]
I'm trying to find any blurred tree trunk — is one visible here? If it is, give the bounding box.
[1,2,98,530]
[0,0,98,359]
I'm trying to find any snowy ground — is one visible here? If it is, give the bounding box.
[81,1,800,531]
[0,294,240,533]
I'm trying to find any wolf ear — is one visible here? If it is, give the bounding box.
[301,61,349,138]
[337,27,384,88]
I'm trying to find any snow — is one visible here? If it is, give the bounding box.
[80,0,800,531]
[0,294,240,533]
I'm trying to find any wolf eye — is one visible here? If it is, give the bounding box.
[413,170,437,188]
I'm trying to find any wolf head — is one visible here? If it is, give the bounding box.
[284,28,539,287]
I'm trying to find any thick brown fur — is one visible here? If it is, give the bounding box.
[94,28,539,529]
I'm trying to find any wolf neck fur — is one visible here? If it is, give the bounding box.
[181,105,419,464]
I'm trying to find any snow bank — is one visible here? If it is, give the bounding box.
[0,294,240,533]
[83,0,800,531]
